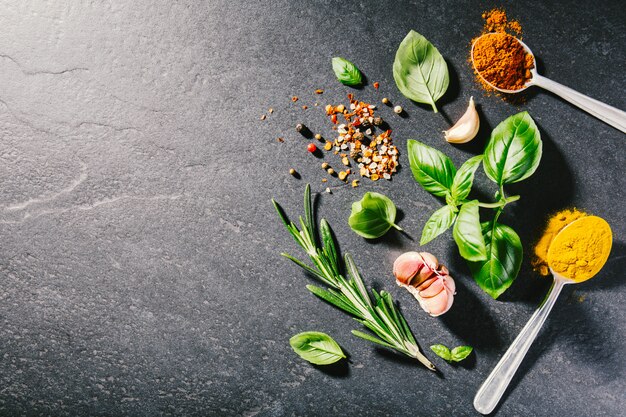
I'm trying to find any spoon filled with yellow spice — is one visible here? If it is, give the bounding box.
[474,215,613,415]
[471,33,626,133]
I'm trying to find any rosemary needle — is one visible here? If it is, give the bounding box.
[272,184,436,371]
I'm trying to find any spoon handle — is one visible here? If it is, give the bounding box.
[473,278,566,415]
[532,74,626,133]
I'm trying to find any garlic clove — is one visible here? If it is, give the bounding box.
[418,275,456,317]
[393,251,456,317]
[393,251,424,286]
[444,97,480,144]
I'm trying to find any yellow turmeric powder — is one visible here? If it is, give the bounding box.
[533,209,613,282]
[533,208,587,275]
[547,216,612,282]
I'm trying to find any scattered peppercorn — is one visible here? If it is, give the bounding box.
[321,162,329,169]
[307,143,317,153]
[351,179,359,187]
[292,96,298,102]
[260,114,266,120]
[338,171,347,181]
[394,105,403,114]
[321,178,327,183]
[373,82,379,89]
[302,105,308,110]
[342,157,350,166]
[296,123,304,132]
[314,133,322,141]
[324,142,333,151]
[382,97,390,105]
[327,168,335,175]
[289,168,296,176]
[269,108,274,114]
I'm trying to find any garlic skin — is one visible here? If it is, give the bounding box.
[444,97,480,144]
[393,251,456,317]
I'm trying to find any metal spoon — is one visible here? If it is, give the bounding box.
[473,216,613,415]
[471,34,626,133]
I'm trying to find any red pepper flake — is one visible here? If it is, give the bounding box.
[331,114,337,124]
[373,82,379,89]
[302,105,308,110]
[315,89,324,94]
[347,93,353,101]
[292,96,298,102]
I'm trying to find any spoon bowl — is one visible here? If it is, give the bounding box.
[471,33,626,132]
[473,216,612,414]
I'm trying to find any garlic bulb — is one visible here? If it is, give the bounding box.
[393,252,456,317]
[444,97,480,144]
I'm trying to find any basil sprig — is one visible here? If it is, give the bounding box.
[289,331,346,365]
[430,344,473,363]
[348,192,401,239]
[393,30,449,113]
[332,57,363,86]
[408,111,542,299]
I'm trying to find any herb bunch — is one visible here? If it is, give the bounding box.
[409,111,542,299]
[273,185,436,371]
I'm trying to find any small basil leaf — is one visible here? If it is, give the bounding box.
[420,205,457,245]
[393,30,449,113]
[450,346,473,362]
[407,140,456,198]
[468,221,522,299]
[453,200,487,261]
[430,344,452,362]
[451,155,483,202]
[332,57,363,86]
[483,111,542,185]
[289,331,346,365]
[348,192,400,239]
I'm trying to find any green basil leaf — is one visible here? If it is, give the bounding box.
[407,140,456,198]
[289,331,346,365]
[332,57,363,86]
[393,30,449,113]
[420,205,457,245]
[430,344,452,361]
[468,221,522,299]
[453,200,487,261]
[451,155,483,202]
[450,346,473,362]
[483,111,542,185]
[348,192,400,239]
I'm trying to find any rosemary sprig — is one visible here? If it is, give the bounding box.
[272,185,436,371]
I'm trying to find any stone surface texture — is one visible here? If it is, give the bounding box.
[0,1,624,416]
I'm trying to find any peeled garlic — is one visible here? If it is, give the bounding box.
[444,97,479,144]
[393,251,456,317]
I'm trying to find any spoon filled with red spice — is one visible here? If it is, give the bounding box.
[471,33,626,133]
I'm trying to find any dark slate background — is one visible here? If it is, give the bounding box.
[0,1,624,416]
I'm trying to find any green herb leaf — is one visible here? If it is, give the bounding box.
[420,205,457,245]
[453,200,487,261]
[348,192,401,239]
[451,346,473,362]
[393,30,449,113]
[468,221,522,299]
[407,140,456,198]
[289,331,346,365]
[332,57,363,86]
[451,155,483,202]
[483,111,542,185]
[430,344,452,361]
